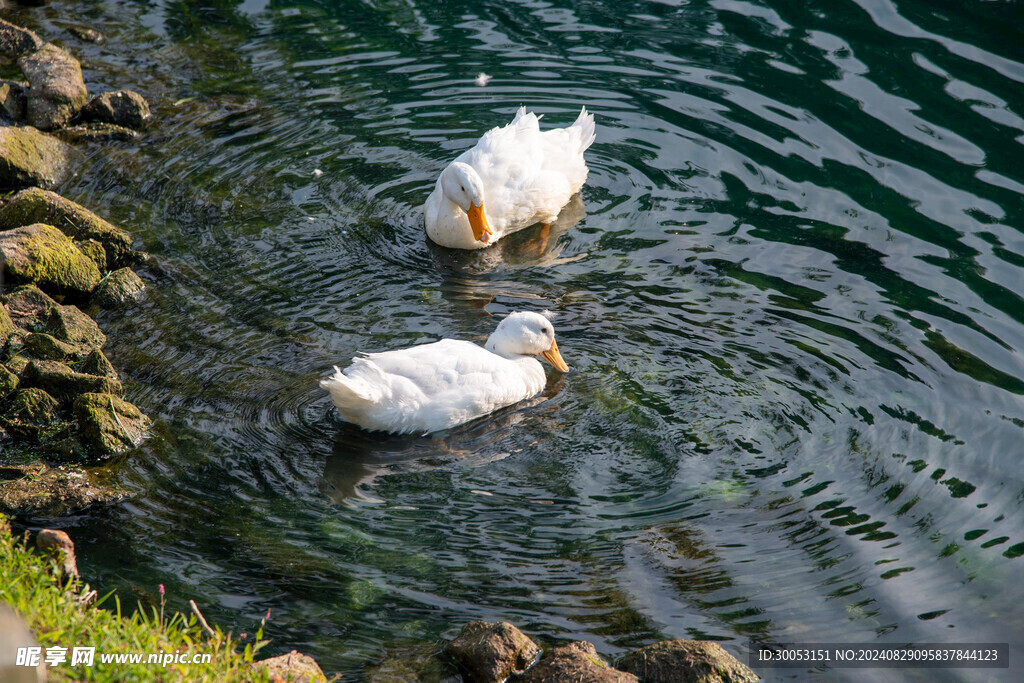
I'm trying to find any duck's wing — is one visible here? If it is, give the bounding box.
[352,339,510,397]
[540,106,595,194]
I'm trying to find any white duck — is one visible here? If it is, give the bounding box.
[424,106,596,250]
[321,311,569,434]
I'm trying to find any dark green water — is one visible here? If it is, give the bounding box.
[12,0,1024,679]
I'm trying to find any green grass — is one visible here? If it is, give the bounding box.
[0,514,274,682]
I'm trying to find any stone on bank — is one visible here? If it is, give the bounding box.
[0,223,100,296]
[0,125,73,189]
[17,42,88,130]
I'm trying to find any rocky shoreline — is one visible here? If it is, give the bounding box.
[0,16,151,517]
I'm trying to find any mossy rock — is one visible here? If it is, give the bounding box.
[5,354,29,377]
[518,642,637,683]
[2,284,58,322]
[0,363,19,400]
[447,621,541,683]
[4,386,58,422]
[22,359,121,404]
[80,348,117,379]
[24,332,82,361]
[92,267,144,307]
[0,463,126,516]
[0,223,101,296]
[0,125,73,189]
[0,188,134,267]
[44,304,106,350]
[76,239,107,272]
[0,303,13,345]
[0,79,28,122]
[1,386,59,439]
[0,18,43,65]
[74,392,150,456]
[617,641,759,683]
[18,43,88,130]
[79,90,151,129]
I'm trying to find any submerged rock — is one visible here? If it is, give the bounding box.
[23,359,121,404]
[0,125,73,189]
[92,267,144,307]
[44,304,107,349]
[54,122,139,144]
[617,641,759,683]
[79,90,150,129]
[0,224,101,296]
[518,642,638,683]
[69,26,105,44]
[0,463,126,516]
[0,188,134,266]
[74,392,150,455]
[253,650,327,683]
[0,80,28,122]
[446,621,540,683]
[18,43,88,130]
[36,528,79,581]
[0,18,43,65]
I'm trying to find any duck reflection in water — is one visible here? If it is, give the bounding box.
[320,375,564,507]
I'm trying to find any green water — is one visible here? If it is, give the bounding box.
[10,0,1024,680]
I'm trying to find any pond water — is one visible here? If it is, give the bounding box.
[13,0,1024,679]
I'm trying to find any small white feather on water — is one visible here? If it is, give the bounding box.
[313,168,324,177]
[474,72,492,86]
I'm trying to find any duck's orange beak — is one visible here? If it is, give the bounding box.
[540,338,569,372]
[466,202,492,243]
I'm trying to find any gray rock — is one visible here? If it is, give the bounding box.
[36,528,80,582]
[518,641,638,683]
[0,125,74,189]
[18,43,88,130]
[252,650,327,683]
[2,285,59,324]
[0,81,28,122]
[617,641,759,683]
[54,122,139,143]
[0,188,134,267]
[92,267,144,307]
[79,90,150,129]
[0,18,43,65]
[446,621,540,683]
[74,392,150,455]
[0,223,101,296]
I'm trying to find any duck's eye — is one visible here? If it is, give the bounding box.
[460,185,465,192]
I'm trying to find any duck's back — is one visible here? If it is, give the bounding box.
[336,339,546,433]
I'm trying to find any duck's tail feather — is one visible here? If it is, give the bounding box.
[320,365,378,410]
[572,106,597,153]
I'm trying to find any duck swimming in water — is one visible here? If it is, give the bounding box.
[424,107,596,250]
[321,311,569,434]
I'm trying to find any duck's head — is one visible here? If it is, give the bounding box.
[440,161,493,243]
[486,311,569,372]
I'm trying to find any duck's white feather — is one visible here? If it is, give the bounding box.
[425,106,596,249]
